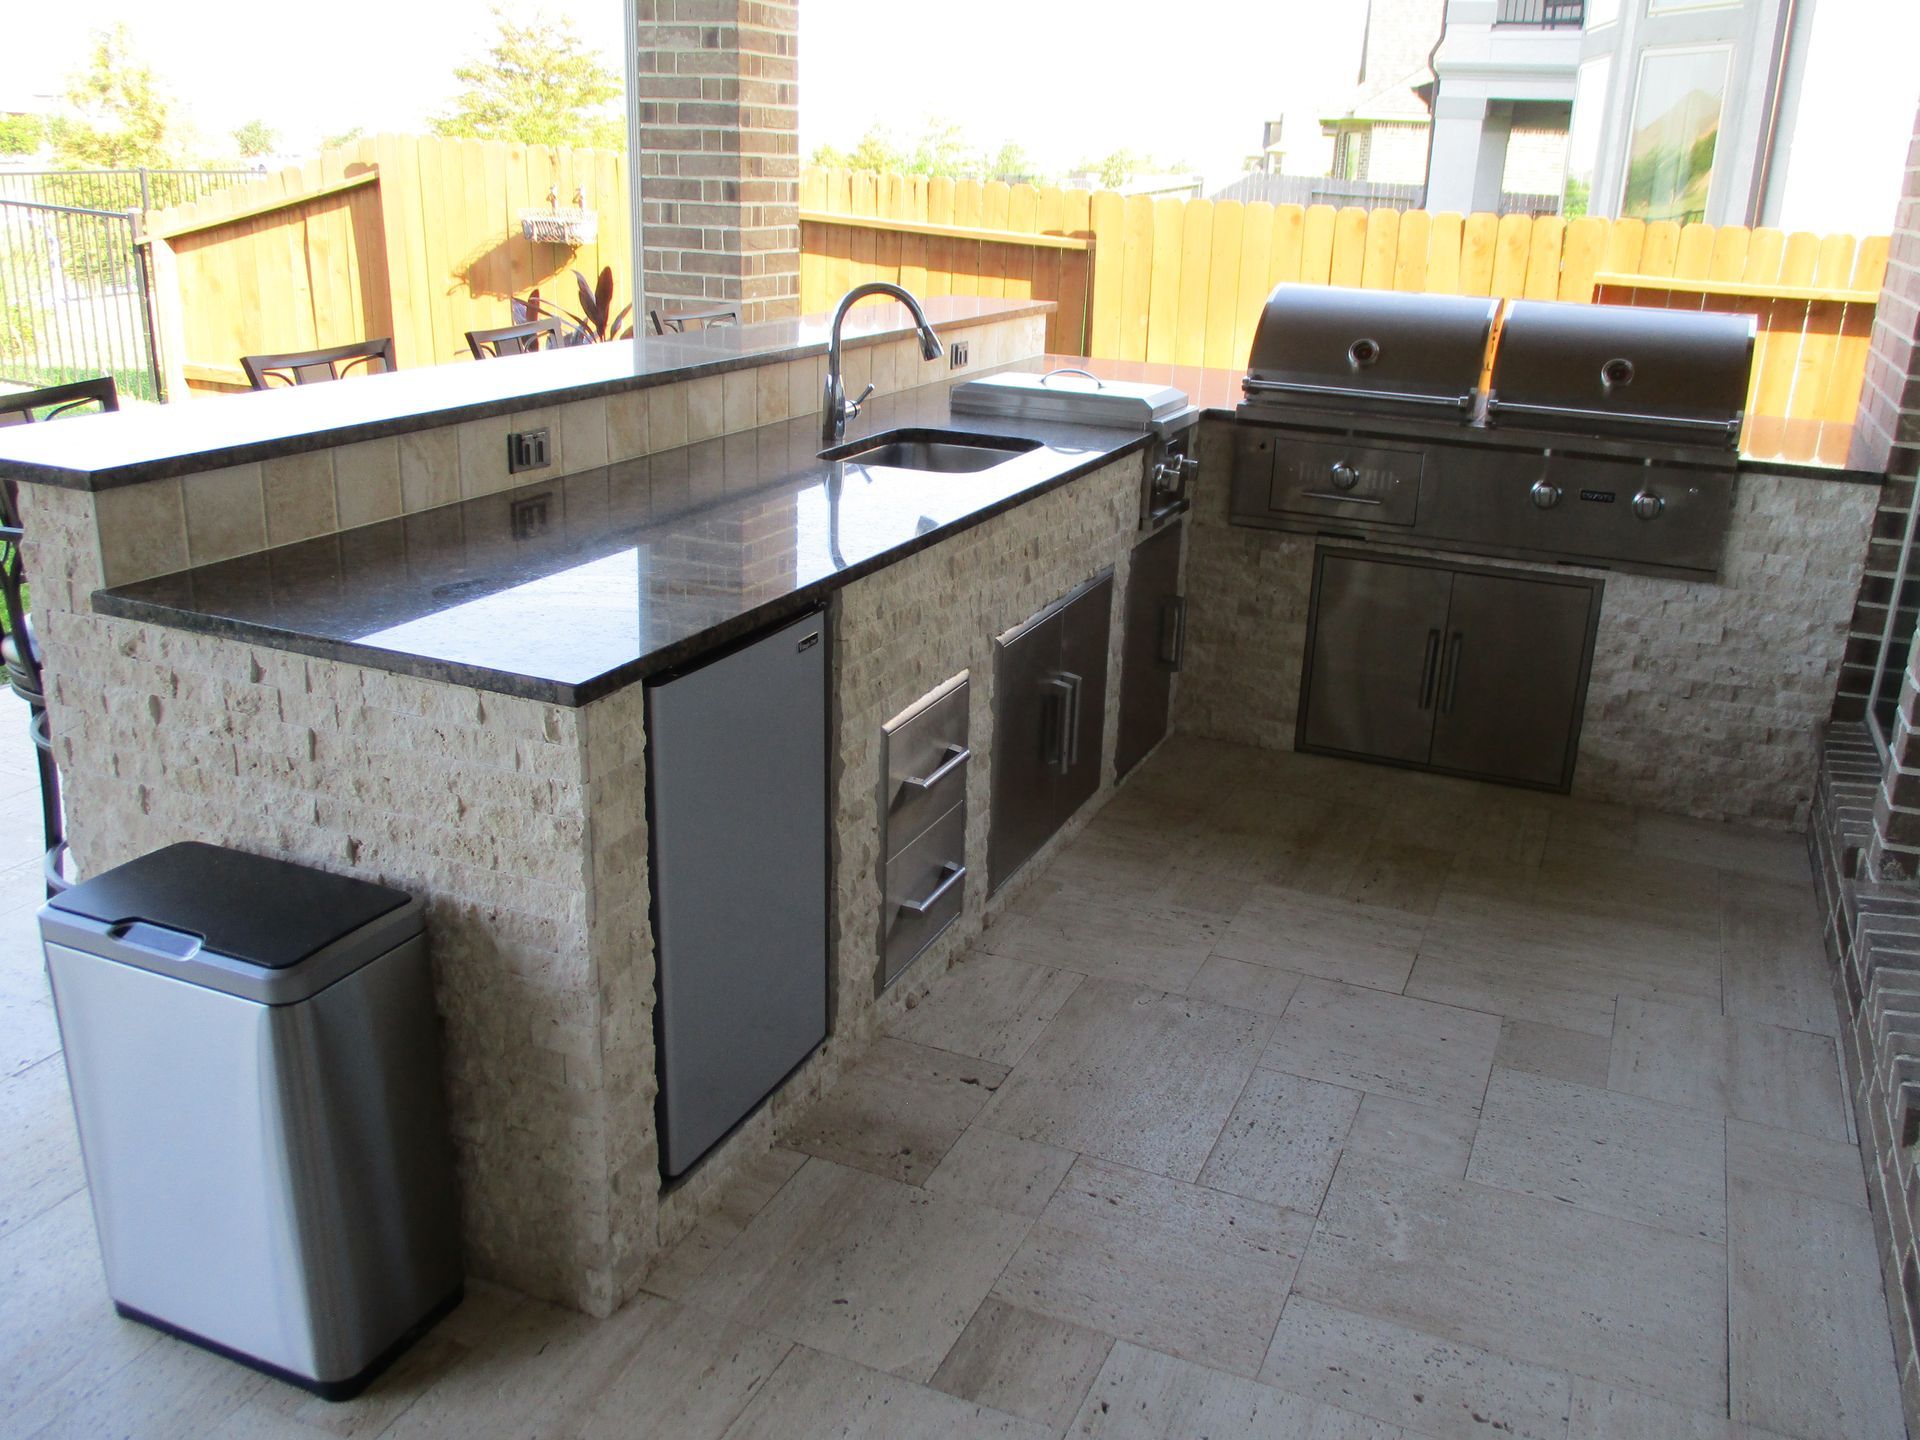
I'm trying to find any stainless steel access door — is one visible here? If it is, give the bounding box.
[1427,569,1597,789]
[1300,552,1454,765]
[648,609,828,1179]
[1117,520,1185,778]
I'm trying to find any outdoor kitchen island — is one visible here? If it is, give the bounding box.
[0,302,1887,1340]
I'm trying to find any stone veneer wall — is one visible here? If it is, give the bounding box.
[86,313,1045,589]
[1175,417,1879,828]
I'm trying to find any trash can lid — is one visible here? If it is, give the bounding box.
[49,841,413,971]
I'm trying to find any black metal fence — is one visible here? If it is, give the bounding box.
[0,200,161,403]
[0,167,259,215]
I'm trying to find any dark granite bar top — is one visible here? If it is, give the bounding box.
[0,296,1050,492]
[95,377,1151,705]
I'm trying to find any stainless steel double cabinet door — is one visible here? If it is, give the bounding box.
[1299,549,1600,791]
[990,571,1114,892]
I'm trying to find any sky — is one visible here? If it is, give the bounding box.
[4,0,1367,181]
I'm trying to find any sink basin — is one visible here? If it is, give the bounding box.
[824,428,1041,473]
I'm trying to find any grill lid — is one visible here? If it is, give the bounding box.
[1488,300,1754,448]
[1242,285,1499,420]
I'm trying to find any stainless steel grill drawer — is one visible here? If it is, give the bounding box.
[1233,427,1422,529]
[882,675,970,859]
[883,803,966,987]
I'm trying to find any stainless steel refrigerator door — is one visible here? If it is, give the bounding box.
[1117,522,1183,778]
[44,934,461,1385]
[1427,568,1597,789]
[1300,552,1455,766]
[648,610,829,1178]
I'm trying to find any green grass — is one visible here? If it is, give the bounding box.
[0,362,158,405]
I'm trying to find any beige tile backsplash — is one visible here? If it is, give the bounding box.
[97,315,1044,587]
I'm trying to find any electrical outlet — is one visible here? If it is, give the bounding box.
[948,341,969,370]
[507,427,551,474]
[510,492,552,540]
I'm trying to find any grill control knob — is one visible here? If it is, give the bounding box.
[1329,461,1360,492]
[1631,489,1664,520]
[1529,480,1562,510]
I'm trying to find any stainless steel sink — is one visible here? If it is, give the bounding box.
[824,428,1041,473]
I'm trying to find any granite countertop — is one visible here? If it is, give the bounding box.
[0,296,1050,492]
[95,375,1153,705]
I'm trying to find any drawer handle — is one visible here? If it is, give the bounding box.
[900,861,967,915]
[1298,490,1385,506]
[1059,671,1084,771]
[903,743,971,791]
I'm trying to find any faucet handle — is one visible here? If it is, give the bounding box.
[844,382,875,419]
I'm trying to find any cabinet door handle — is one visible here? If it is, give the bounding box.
[1044,675,1074,774]
[900,861,966,915]
[903,743,971,791]
[1440,632,1463,714]
[1298,490,1384,506]
[1059,670,1084,770]
[1418,628,1441,710]
[1159,596,1187,671]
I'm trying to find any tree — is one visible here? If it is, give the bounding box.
[322,126,366,151]
[1079,148,1141,190]
[984,142,1040,186]
[0,114,44,157]
[431,7,624,150]
[232,120,276,158]
[52,23,179,169]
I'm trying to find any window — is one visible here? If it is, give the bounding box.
[1587,0,1620,25]
[1620,46,1729,223]
[1562,58,1611,216]
[1647,0,1739,12]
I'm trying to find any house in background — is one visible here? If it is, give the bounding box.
[1425,2,1582,213]
[1317,0,1447,190]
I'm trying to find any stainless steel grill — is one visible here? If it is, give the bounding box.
[1230,285,1755,580]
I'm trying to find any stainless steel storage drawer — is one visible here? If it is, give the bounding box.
[882,675,970,858]
[1232,427,1423,529]
[883,802,966,986]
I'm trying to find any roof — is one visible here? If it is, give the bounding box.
[1324,0,1445,123]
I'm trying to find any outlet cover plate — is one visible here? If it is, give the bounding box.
[507,428,551,474]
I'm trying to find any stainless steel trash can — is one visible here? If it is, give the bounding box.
[40,841,464,1400]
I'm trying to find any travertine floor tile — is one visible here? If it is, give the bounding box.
[1264,979,1499,1114]
[682,1158,1031,1382]
[928,1297,1113,1433]
[992,1157,1310,1377]
[924,1125,1076,1218]
[1069,1341,1408,1438]
[1261,1295,1574,1440]
[982,979,1272,1182]
[642,1148,807,1300]
[0,1051,84,1239]
[1533,845,1724,942]
[1544,797,1639,854]
[1637,812,1811,886]
[569,1300,792,1440]
[983,891,1227,993]
[888,953,1082,1068]
[1196,1068,1361,1213]
[1721,875,1839,1037]
[1214,885,1424,994]
[1609,996,1848,1139]
[720,1343,1051,1439]
[1341,1092,1479,1180]
[1493,1016,1613,1088]
[1337,836,1455,918]
[1186,954,1303,1018]
[1568,1377,1796,1438]
[783,1038,1008,1184]
[1725,1117,1868,1208]
[1728,1178,1906,1440]
[1468,1069,1726,1241]
[1295,1154,1727,1411]
[10,1326,264,1440]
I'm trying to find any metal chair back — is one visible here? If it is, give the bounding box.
[466,316,567,360]
[0,376,121,427]
[648,305,741,335]
[241,338,396,389]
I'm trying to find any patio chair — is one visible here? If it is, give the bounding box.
[466,316,567,360]
[0,519,65,894]
[648,305,740,335]
[241,338,396,390]
[0,375,120,427]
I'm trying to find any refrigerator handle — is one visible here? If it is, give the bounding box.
[1044,675,1074,775]
[1058,670,1084,771]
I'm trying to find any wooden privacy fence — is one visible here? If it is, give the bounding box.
[141,135,630,395]
[801,166,1889,465]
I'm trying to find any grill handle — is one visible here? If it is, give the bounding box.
[1485,396,1743,443]
[1241,377,1477,411]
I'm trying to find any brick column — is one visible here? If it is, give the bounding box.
[1849,100,1920,879]
[633,1,801,324]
